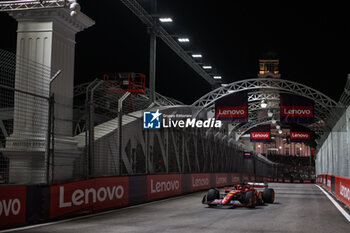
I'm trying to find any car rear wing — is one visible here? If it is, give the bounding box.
[247,182,268,188]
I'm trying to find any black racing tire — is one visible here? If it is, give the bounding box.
[243,190,256,208]
[262,188,275,203]
[207,188,220,202]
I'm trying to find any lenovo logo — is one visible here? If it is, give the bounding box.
[190,174,210,192]
[251,132,270,139]
[192,177,209,188]
[0,186,26,228]
[231,175,240,184]
[50,178,129,219]
[148,175,182,200]
[216,107,247,118]
[340,182,350,201]
[281,106,313,117]
[0,199,21,217]
[59,185,125,208]
[150,179,180,193]
[291,132,310,139]
[216,176,227,185]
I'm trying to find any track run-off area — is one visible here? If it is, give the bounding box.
[3,183,349,233]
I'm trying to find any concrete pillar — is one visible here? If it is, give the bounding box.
[3,7,94,184]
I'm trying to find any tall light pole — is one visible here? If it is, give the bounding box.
[149,0,157,103]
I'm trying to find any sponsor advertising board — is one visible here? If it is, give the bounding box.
[327,175,332,191]
[230,173,240,184]
[148,174,182,200]
[316,175,350,208]
[290,132,310,140]
[242,174,250,182]
[243,152,252,159]
[335,176,350,209]
[316,176,320,184]
[215,92,248,123]
[190,174,210,192]
[0,186,26,228]
[50,177,129,219]
[281,106,313,117]
[250,132,270,140]
[317,175,326,185]
[280,93,315,124]
[290,125,311,143]
[250,125,271,142]
[215,173,228,187]
[216,107,247,118]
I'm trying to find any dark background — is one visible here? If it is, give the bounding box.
[0,1,349,104]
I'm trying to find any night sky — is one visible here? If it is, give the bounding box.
[0,1,349,104]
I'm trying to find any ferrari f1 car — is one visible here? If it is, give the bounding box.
[202,183,275,208]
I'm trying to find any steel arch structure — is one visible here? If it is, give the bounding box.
[193,78,338,109]
[192,78,339,139]
[0,0,66,11]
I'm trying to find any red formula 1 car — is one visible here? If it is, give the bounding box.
[202,183,275,208]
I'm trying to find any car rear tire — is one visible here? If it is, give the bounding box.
[243,190,256,208]
[262,188,275,203]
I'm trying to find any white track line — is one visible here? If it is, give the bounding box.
[0,192,201,233]
[316,184,350,222]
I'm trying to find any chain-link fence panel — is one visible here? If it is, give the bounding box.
[84,93,277,178]
[316,76,350,178]
[316,105,350,178]
[71,76,279,180]
[0,58,282,185]
[0,49,54,185]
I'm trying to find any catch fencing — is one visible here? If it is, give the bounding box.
[0,49,54,184]
[315,106,350,178]
[315,76,350,178]
[75,80,278,180]
[0,48,277,185]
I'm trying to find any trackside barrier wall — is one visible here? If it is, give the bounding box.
[1,173,313,229]
[316,174,350,209]
[0,186,26,228]
[50,177,129,219]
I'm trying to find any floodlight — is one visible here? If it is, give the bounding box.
[159,17,173,23]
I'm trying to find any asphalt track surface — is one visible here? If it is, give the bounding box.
[9,183,350,233]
